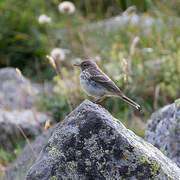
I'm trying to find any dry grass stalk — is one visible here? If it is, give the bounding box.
[15,68,25,82]
[46,55,57,70]
[15,124,37,158]
[122,58,128,82]
[44,119,52,130]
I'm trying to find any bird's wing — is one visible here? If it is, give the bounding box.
[89,68,141,110]
[89,68,122,95]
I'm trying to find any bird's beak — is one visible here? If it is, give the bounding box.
[73,63,81,67]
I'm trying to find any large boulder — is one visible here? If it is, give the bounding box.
[145,99,180,168]
[3,127,55,180]
[0,109,51,151]
[27,100,180,180]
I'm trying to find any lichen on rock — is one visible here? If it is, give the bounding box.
[175,98,180,109]
[27,100,180,180]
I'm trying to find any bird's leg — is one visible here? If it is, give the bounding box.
[93,96,106,104]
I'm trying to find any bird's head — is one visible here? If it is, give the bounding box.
[74,60,98,71]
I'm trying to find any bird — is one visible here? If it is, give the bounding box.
[74,60,141,110]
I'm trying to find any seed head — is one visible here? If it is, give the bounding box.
[58,1,75,14]
[50,48,70,61]
[38,14,51,24]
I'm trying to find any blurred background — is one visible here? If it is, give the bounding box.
[0,0,180,177]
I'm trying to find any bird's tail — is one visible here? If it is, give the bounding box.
[120,94,141,111]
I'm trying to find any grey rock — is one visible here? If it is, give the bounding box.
[87,12,160,35]
[0,67,54,151]
[145,99,180,168]
[0,109,51,151]
[0,67,53,110]
[3,127,55,180]
[27,100,180,180]
[99,13,155,33]
[0,67,39,109]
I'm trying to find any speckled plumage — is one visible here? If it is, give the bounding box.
[75,60,140,110]
[80,69,108,98]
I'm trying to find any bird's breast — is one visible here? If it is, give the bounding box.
[80,72,106,98]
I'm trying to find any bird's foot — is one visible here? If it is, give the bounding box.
[93,96,106,104]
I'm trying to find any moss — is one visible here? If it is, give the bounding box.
[49,176,58,180]
[140,157,160,178]
[113,118,120,122]
[175,98,180,109]
[49,146,61,157]
[67,161,76,170]
[49,134,58,143]
[76,150,82,156]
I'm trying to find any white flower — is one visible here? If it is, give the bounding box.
[50,48,70,61]
[38,14,51,24]
[58,1,75,14]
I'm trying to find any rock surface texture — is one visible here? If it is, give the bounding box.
[0,109,51,151]
[145,99,180,168]
[27,100,180,180]
[0,67,53,109]
[3,127,55,180]
[0,67,40,109]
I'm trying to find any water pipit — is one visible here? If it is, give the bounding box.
[74,60,140,110]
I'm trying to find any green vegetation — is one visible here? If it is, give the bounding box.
[0,0,149,78]
[140,157,160,178]
[0,146,22,169]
